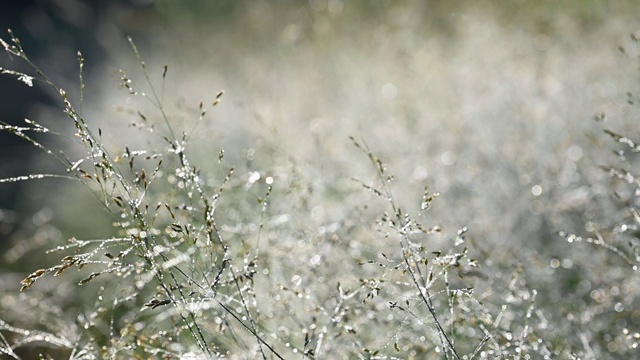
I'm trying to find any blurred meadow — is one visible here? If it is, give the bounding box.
[2,0,640,358]
[28,0,636,251]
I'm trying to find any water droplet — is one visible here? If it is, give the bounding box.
[531,185,542,196]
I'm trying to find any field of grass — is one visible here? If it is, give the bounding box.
[1,2,639,359]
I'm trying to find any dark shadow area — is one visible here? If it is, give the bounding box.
[0,0,157,248]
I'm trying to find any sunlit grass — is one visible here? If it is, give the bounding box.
[1,3,640,358]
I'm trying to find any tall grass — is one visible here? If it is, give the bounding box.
[1,26,639,359]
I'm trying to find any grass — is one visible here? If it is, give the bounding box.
[1,20,640,359]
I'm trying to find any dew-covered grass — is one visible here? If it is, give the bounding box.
[1,2,640,359]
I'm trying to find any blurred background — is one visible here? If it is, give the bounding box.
[1,0,640,356]
[0,0,155,248]
[2,0,638,253]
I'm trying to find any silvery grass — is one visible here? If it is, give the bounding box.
[0,28,638,359]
